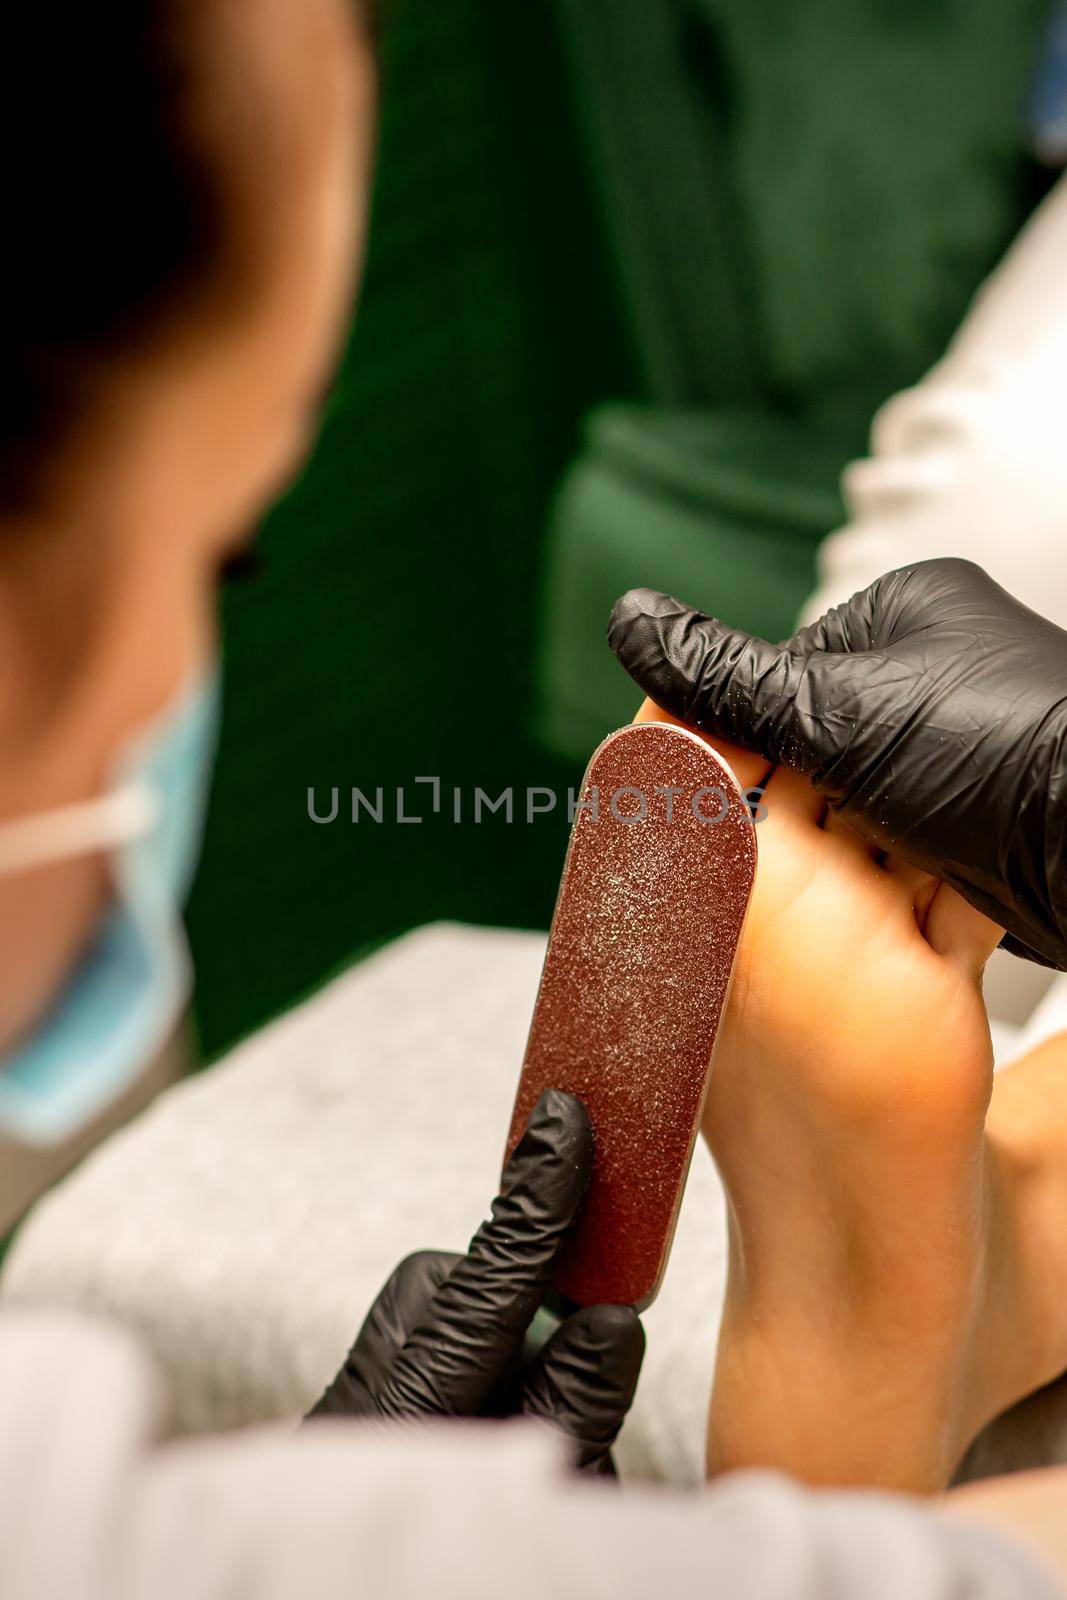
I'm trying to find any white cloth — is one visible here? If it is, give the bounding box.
[0,1310,1055,1600]
[803,172,1067,632]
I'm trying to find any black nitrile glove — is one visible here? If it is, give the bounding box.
[308,1090,644,1473]
[609,558,1067,968]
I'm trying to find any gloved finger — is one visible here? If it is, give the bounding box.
[351,1251,461,1381]
[521,1304,645,1474]
[923,883,1004,975]
[378,1089,594,1418]
[823,808,882,866]
[882,853,937,901]
[608,589,815,771]
[613,563,1067,973]
[759,762,826,826]
[608,587,910,787]
[306,1250,461,1419]
[789,582,880,656]
[1000,930,1060,969]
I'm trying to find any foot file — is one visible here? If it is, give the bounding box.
[505,721,757,1310]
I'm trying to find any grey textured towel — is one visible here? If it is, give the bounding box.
[0,924,728,1482]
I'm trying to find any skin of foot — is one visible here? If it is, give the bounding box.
[634,699,1067,1494]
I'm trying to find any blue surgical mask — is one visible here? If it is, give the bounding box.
[1031,1,1067,165]
[0,673,220,1144]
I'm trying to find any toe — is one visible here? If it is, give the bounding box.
[760,764,826,826]
[823,810,882,864]
[924,882,1004,975]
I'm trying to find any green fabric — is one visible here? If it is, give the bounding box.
[552,0,765,402]
[538,405,861,754]
[555,0,1052,412]
[696,0,1052,411]
[538,0,1052,760]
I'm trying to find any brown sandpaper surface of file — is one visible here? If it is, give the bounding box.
[506,721,757,1309]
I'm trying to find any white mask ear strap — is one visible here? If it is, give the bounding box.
[0,785,159,878]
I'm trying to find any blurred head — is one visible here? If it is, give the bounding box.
[0,0,378,1056]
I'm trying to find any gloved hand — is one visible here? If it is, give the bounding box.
[308,1089,644,1472]
[609,558,1067,968]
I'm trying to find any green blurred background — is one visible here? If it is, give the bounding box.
[187,0,1055,1059]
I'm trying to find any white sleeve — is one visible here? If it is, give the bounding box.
[802,172,1067,634]
[0,1311,1059,1600]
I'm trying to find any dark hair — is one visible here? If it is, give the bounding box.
[0,2,377,507]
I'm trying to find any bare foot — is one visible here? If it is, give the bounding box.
[634,700,1067,1493]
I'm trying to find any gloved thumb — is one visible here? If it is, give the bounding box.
[521,1304,645,1474]
[377,1090,594,1419]
[608,588,820,772]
